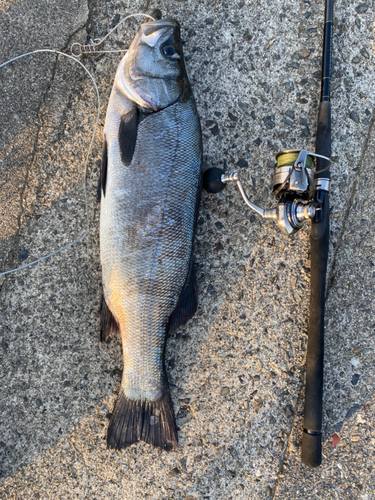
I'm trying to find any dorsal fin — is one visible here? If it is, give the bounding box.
[119,108,138,166]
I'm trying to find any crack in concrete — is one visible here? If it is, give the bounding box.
[0,55,59,298]
[271,380,306,499]
[0,32,88,292]
[62,22,88,52]
[0,12,90,292]
[18,60,59,228]
[326,109,375,300]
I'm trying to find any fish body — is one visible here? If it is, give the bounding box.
[99,18,202,450]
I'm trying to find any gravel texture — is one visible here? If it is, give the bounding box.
[0,0,374,498]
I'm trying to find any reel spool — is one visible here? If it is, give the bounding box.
[203,148,331,236]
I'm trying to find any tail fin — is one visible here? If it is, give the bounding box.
[107,388,178,451]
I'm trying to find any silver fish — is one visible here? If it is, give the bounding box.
[99,17,202,451]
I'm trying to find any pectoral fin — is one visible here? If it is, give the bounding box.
[119,108,138,166]
[97,138,108,201]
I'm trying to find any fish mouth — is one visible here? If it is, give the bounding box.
[139,18,180,48]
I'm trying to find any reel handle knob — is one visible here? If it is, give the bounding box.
[203,168,226,193]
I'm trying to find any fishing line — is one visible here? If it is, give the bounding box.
[71,13,155,57]
[0,49,99,277]
[0,13,154,277]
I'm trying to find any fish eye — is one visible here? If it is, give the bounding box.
[162,45,179,58]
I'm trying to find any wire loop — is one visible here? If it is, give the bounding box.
[70,13,155,57]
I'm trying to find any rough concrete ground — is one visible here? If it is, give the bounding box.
[0,0,374,498]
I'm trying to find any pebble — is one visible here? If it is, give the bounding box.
[301,126,310,136]
[228,112,238,122]
[168,468,180,478]
[346,404,361,419]
[351,374,360,386]
[263,116,275,129]
[286,109,295,119]
[349,111,360,123]
[253,395,263,408]
[237,159,248,168]
[210,125,219,136]
[238,101,249,112]
[283,118,293,126]
[18,249,28,262]
[220,387,230,396]
[355,3,369,13]
[283,81,294,92]
[351,358,360,368]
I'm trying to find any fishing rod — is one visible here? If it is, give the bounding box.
[203,0,333,467]
[301,0,333,468]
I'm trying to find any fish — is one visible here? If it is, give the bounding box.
[98,17,202,451]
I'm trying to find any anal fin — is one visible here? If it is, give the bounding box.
[168,254,198,334]
[100,294,120,342]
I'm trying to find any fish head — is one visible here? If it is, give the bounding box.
[116,18,190,111]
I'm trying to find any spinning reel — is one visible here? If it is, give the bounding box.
[203,149,331,236]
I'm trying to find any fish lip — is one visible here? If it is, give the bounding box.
[140,18,180,31]
[138,18,180,47]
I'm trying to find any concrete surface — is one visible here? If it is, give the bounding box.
[0,0,374,498]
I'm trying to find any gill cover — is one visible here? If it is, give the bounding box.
[115,19,189,111]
